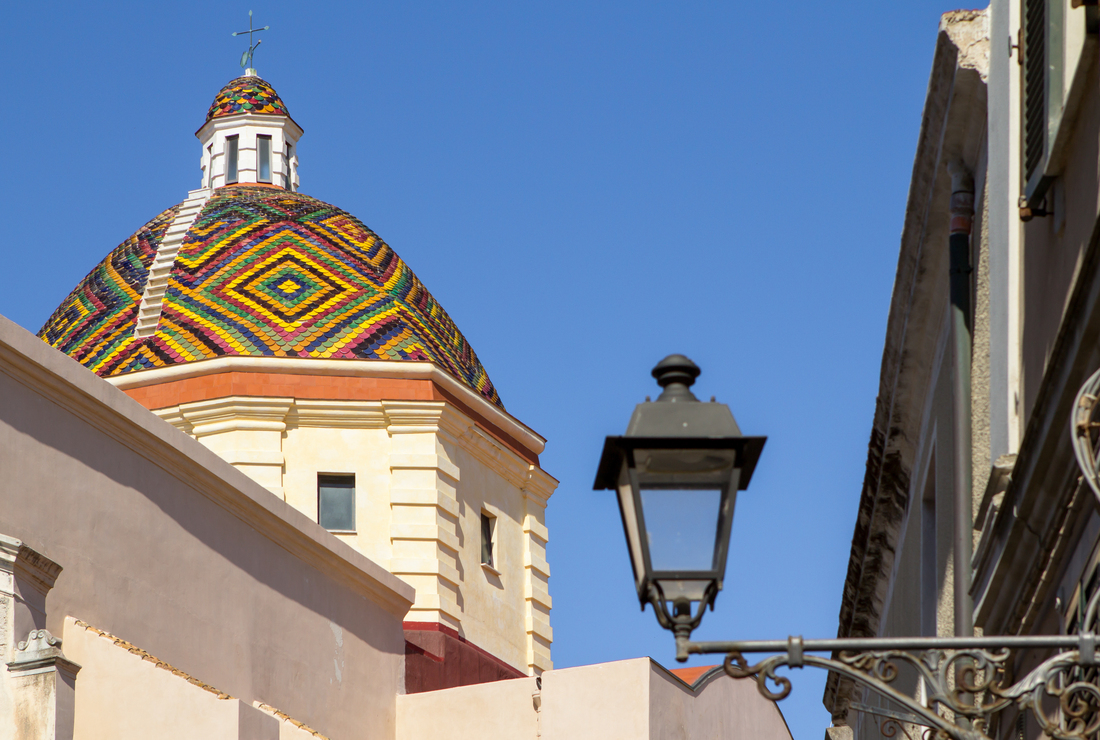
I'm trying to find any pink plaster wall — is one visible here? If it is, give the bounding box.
[0,315,414,740]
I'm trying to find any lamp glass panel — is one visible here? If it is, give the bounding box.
[632,446,734,578]
[616,464,646,592]
[640,487,722,572]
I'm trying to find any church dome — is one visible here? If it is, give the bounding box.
[206,76,289,122]
[39,185,502,407]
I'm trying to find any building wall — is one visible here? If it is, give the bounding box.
[117,360,557,677]
[62,618,321,740]
[828,3,1100,739]
[822,10,992,736]
[1019,29,1100,420]
[0,314,413,740]
[395,659,793,740]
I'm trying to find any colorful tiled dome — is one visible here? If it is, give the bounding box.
[206,76,289,123]
[39,186,503,407]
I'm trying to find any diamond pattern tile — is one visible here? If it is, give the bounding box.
[38,186,502,408]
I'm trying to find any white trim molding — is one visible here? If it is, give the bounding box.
[106,356,547,456]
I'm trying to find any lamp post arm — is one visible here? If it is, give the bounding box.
[674,633,1100,740]
[684,633,1091,655]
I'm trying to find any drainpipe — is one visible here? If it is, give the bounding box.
[949,160,975,639]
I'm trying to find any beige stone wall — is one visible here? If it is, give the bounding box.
[395,658,793,740]
[152,392,557,674]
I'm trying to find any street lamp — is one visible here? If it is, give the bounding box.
[594,358,1100,740]
[593,354,764,642]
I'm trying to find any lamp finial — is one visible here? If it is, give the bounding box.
[652,355,701,402]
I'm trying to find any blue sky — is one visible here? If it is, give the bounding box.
[0,2,971,737]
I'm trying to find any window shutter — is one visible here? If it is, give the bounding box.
[1023,0,1047,184]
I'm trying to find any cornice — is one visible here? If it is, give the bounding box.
[0,535,19,570]
[459,425,531,488]
[178,396,294,435]
[522,467,559,505]
[105,356,545,456]
[195,110,304,140]
[0,317,414,617]
[13,544,62,598]
[290,399,386,429]
[380,400,448,432]
[823,15,989,721]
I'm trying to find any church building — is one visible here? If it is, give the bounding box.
[0,66,793,739]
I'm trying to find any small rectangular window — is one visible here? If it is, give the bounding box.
[206,144,213,188]
[481,512,495,567]
[258,135,272,183]
[318,474,355,532]
[226,135,239,184]
[285,144,293,190]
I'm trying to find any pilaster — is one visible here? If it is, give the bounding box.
[0,539,68,740]
[0,536,19,664]
[0,537,63,663]
[6,630,80,740]
[383,401,466,630]
[522,467,557,674]
[171,396,293,497]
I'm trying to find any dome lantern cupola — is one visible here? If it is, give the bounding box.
[196,74,303,191]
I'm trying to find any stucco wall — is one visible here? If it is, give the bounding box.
[0,314,413,740]
[149,378,556,675]
[396,659,793,740]
[396,674,539,740]
[1020,36,1100,421]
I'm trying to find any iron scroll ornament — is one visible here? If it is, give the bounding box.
[1072,366,1100,506]
[721,645,1097,740]
[679,584,1100,740]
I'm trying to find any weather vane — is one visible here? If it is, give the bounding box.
[232,10,269,74]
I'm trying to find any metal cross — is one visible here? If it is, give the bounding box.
[232,10,269,71]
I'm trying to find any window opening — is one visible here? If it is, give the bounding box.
[206,144,213,189]
[226,135,239,184]
[481,512,496,568]
[318,474,355,532]
[285,143,293,190]
[258,135,272,183]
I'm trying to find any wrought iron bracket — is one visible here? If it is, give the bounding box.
[644,581,718,656]
[677,628,1100,740]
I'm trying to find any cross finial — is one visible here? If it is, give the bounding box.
[231,10,269,76]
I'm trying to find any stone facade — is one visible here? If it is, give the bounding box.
[824,3,1100,739]
[108,357,556,678]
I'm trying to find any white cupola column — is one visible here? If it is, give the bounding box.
[195,75,303,191]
